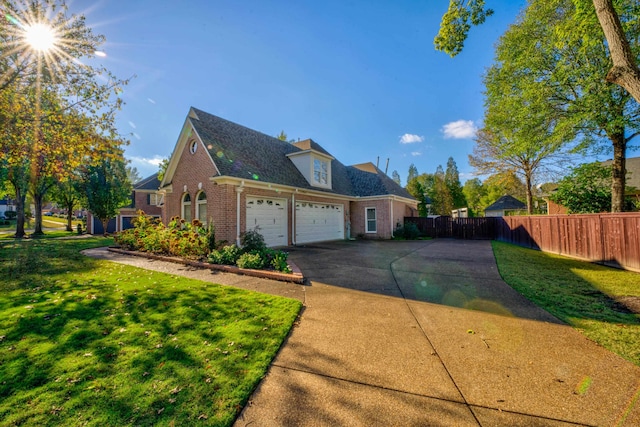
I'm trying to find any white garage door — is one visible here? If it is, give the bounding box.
[246,197,287,247]
[295,201,344,244]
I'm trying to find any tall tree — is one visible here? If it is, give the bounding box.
[407,164,419,184]
[472,0,640,213]
[462,178,486,216]
[435,0,640,104]
[50,176,84,232]
[391,170,401,186]
[445,157,466,209]
[79,155,131,236]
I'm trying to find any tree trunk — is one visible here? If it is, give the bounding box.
[593,0,640,103]
[610,133,626,212]
[13,186,26,238]
[33,194,44,235]
[66,210,73,232]
[101,218,109,237]
[524,172,533,215]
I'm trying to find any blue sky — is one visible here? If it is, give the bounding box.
[77,0,527,185]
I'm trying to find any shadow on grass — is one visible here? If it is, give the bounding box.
[0,238,301,426]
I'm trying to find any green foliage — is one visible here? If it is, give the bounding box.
[114,212,208,259]
[80,157,132,234]
[394,222,421,240]
[462,178,486,215]
[270,251,292,273]
[434,0,494,57]
[406,159,465,216]
[0,237,301,426]
[550,163,612,213]
[208,244,241,265]
[240,227,267,253]
[237,251,267,269]
[4,211,16,220]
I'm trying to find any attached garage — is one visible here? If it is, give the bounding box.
[295,201,344,244]
[246,197,287,247]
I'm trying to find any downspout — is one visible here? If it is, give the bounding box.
[236,182,244,246]
[291,192,296,245]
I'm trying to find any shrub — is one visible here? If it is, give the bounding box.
[394,222,421,240]
[240,228,266,253]
[4,211,16,220]
[271,250,292,273]
[236,251,266,269]
[208,244,241,265]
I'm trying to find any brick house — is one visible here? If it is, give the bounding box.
[88,173,162,234]
[158,107,417,247]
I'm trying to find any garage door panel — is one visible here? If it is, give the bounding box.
[246,197,287,247]
[296,202,344,244]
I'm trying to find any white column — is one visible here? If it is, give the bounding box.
[236,185,244,246]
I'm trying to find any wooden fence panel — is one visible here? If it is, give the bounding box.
[406,213,640,272]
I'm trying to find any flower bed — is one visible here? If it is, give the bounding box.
[114,211,293,274]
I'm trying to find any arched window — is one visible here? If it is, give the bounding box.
[182,193,192,222]
[196,191,207,224]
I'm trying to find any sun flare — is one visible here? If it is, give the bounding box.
[24,22,57,52]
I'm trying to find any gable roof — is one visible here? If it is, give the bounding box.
[187,108,414,200]
[485,195,526,212]
[134,173,160,191]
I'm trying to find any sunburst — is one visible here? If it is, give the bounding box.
[0,1,98,90]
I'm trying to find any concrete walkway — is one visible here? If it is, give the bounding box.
[85,240,640,426]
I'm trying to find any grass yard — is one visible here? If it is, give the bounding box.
[492,241,640,366]
[0,237,302,426]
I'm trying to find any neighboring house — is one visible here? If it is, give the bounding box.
[89,173,162,234]
[602,156,640,197]
[0,198,15,217]
[159,107,418,247]
[484,195,526,217]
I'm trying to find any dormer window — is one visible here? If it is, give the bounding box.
[314,158,328,185]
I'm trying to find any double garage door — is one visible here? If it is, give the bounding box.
[295,201,344,244]
[246,197,344,247]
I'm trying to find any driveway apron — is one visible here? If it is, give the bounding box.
[235,239,640,427]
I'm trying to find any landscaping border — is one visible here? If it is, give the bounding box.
[107,247,305,284]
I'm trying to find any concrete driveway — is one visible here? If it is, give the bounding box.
[234,239,640,426]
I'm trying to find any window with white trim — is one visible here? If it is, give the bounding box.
[182,193,192,222]
[196,191,207,224]
[313,158,328,185]
[365,207,377,233]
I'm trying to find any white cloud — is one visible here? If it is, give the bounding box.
[441,120,477,139]
[399,133,424,144]
[411,151,422,157]
[129,155,164,167]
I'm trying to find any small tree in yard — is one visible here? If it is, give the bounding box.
[550,163,612,213]
[80,157,131,236]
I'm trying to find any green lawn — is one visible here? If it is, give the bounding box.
[0,237,302,426]
[492,241,640,366]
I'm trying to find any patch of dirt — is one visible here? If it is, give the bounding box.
[615,296,640,315]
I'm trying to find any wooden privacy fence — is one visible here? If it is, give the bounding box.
[404,216,498,240]
[404,213,640,272]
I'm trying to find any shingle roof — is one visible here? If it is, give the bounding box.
[189,108,414,200]
[134,173,160,191]
[485,195,526,211]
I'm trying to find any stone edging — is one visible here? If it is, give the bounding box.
[107,247,305,284]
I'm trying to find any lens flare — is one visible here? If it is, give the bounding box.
[25,23,56,51]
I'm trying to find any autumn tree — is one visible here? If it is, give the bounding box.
[0,0,128,237]
[435,0,640,104]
